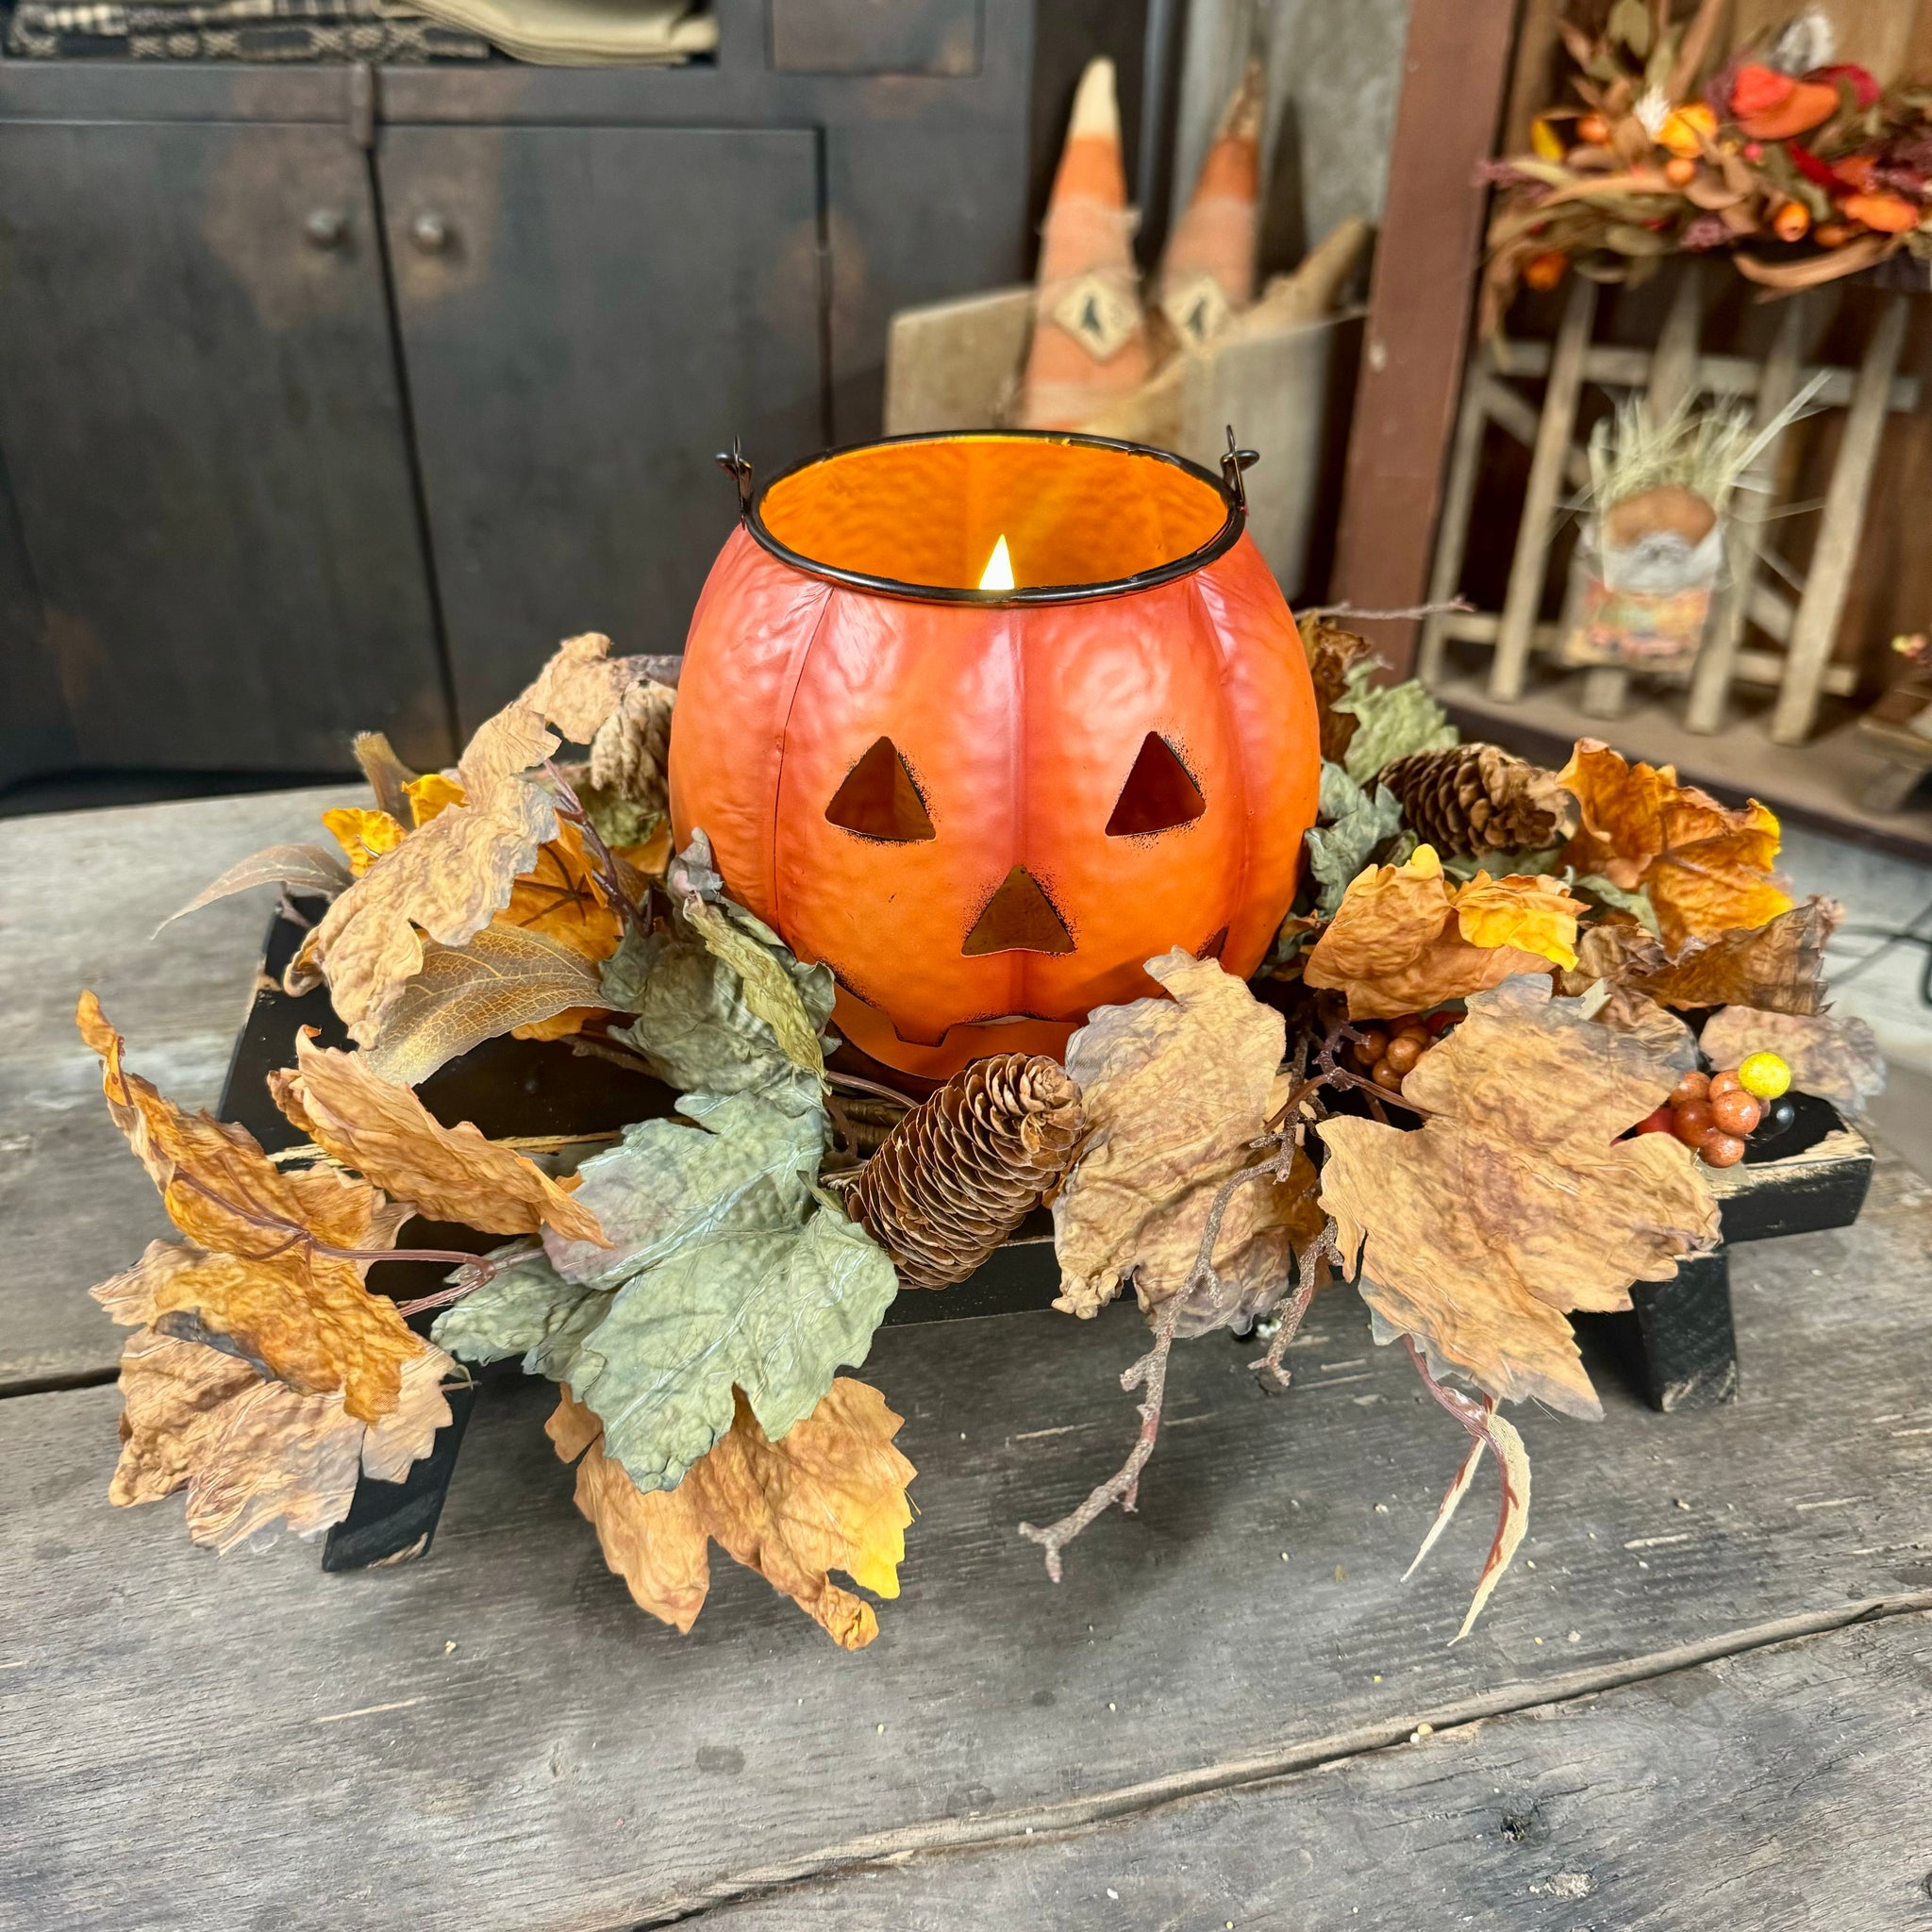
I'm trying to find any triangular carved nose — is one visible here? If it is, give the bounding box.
[962,865,1074,957]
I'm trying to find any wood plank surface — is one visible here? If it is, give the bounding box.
[3,1152,1928,1928]
[704,1608,1932,1929]
[0,788,354,1391]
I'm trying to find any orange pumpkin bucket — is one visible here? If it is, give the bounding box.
[669,431,1322,1077]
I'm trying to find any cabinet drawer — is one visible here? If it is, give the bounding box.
[770,0,979,75]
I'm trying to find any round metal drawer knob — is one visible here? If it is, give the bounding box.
[304,208,349,249]
[410,211,452,254]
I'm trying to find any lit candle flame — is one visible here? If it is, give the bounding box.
[977,534,1015,592]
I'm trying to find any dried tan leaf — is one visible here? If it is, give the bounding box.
[522,632,652,744]
[359,925,608,1089]
[1632,898,1840,1015]
[268,1029,607,1242]
[1559,740,1793,950]
[301,701,562,1045]
[79,992,419,1424]
[1699,1007,1887,1116]
[1052,950,1300,1335]
[353,730,418,822]
[157,842,353,932]
[109,1325,450,1550]
[547,1377,915,1649]
[1304,846,1584,1019]
[1403,1390,1532,1643]
[1318,975,1719,1418]
[1304,617,1375,766]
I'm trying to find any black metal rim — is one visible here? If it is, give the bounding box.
[741,429,1248,606]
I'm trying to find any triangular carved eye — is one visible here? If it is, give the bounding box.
[1106,734,1207,837]
[825,737,935,842]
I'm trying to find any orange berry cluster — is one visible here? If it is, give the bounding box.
[1633,1068,1763,1169]
[1348,1014,1449,1097]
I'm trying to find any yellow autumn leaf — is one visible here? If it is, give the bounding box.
[322,807,408,876]
[407,771,467,826]
[1558,740,1793,950]
[1305,846,1586,1018]
[1453,870,1581,970]
[547,1377,915,1649]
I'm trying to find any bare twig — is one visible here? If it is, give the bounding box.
[567,1034,659,1077]
[1253,1218,1343,1391]
[544,758,644,927]
[1018,1152,1291,1579]
[1301,597,1474,624]
[825,1069,918,1108]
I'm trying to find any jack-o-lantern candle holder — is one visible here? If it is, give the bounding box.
[668,431,1321,1078]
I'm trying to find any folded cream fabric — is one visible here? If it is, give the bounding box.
[405,0,714,63]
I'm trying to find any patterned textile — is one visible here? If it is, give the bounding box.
[6,0,491,58]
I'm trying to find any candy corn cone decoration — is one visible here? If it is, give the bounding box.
[1157,59,1263,353]
[1016,57,1152,430]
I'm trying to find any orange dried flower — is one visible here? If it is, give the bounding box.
[1842,190,1921,234]
[1524,249,1569,291]
[1576,111,1610,145]
[1665,156,1697,187]
[1773,199,1811,242]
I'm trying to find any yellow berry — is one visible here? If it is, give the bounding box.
[1739,1052,1791,1101]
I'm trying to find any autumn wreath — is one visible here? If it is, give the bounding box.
[1484,0,1932,328]
[78,630,1883,1648]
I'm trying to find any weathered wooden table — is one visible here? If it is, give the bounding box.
[5,791,1931,1931]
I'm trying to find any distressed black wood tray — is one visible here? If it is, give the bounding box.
[217,908,1874,1566]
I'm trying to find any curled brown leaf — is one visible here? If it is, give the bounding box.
[268,1028,608,1243]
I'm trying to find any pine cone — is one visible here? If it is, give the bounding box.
[846,1055,1085,1290]
[1379,743,1577,857]
[588,678,675,814]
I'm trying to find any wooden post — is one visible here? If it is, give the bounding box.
[1326,0,1521,676]
[1685,293,1811,735]
[1772,293,1908,744]
[1417,360,1495,684]
[1490,272,1595,703]
[1580,260,1705,719]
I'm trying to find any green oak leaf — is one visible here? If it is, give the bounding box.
[431,1243,608,1385]
[538,1086,896,1491]
[599,849,835,1097]
[1336,662,1458,784]
[1306,761,1405,914]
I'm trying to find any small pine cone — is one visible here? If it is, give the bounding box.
[1379,742,1577,857]
[588,678,676,814]
[846,1055,1085,1291]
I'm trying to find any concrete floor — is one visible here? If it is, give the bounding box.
[1780,824,1932,1180]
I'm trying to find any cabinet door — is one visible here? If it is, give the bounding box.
[380,127,824,727]
[0,124,451,772]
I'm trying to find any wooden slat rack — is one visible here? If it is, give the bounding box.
[1419,268,1920,744]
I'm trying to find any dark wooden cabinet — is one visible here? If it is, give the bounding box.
[383,125,825,727]
[0,120,451,771]
[0,1,1032,790]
